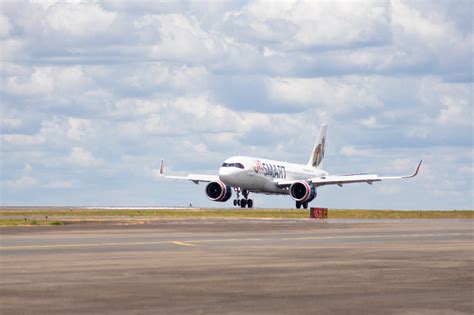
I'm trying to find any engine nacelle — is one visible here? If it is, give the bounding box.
[289,181,317,203]
[205,181,232,202]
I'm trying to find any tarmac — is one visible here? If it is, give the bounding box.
[0,218,473,314]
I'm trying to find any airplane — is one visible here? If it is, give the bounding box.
[160,124,422,209]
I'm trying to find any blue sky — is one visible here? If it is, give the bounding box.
[1,0,472,209]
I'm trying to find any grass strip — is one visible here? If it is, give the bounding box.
[0,209,308,219]
[0,219,64,226]
[0,209,472,220]
[328,209,473,219]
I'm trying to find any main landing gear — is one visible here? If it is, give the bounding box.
[295,201,309,209]
[233,188,253,208]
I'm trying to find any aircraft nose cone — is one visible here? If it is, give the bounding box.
[218,167,231,181]
[219,167,239,185]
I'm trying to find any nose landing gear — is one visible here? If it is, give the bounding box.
[233,188,253,208]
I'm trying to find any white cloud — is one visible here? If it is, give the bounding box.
[0,14,12,38]
[0,1,471,209]
[340,146,373,158]
[389,0,472,81]
[7,175,38,189]
[387,158,414,173]
[112,95,248,136]
[437,96,471,126]
[5,66,88,96]
[148,14,218,62]
[265,76,383,112]
[45,2,116,37]
[227,0,391,50]
[0,38,25,61]
[1,134,45,145]
[1,118,66,146]
[360,116,381,128]
[118,63,210,95]
[102,0,188,14]
[6,164,39,189]
[6,68,54,95]
[29,0,59,10]
[68,147,102,167]
[0,117,22,131]
[67,118,92,141]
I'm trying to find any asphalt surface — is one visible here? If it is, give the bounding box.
[1,219,473,314]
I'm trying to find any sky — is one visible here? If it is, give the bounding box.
[0,0,472,210]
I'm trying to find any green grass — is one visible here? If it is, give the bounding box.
[0,209,309,218]
[49,221,64,226]
[0,208,472,225]
[0,219,63,226]
[328,209,473,219]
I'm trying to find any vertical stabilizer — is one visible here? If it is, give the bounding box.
[307,124,327,168]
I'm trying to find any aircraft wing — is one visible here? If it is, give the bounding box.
[277,160,422,188]
[159,159,219,184]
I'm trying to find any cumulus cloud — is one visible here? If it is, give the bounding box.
[5,66,89,98]
[67,117,92,140]
[0,14,13,38]
[265,76,383,111]
[0,0,472,208]
[437,96,471,126]
[225,0,391,50]
[48,3,115,35]
[68,147,102,167]
[6,164,38,189]
[340,146,373,158]
[0,117,22,131]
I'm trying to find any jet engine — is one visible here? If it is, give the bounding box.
[290,181,317,203]
[205,181,232,202]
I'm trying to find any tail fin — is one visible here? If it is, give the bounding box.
[307,124,327,168]
[159,159,164,176]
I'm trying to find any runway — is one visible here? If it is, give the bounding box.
[1,219,473,314]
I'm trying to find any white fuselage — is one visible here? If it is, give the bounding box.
[161,124,421,209]
[218,156,328,195]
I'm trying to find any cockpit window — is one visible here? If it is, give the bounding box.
[221,162,244,169]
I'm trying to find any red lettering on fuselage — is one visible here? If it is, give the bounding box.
[254,160,286,179]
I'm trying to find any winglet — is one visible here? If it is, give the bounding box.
[159,159,164,176]
[403,160,422,179]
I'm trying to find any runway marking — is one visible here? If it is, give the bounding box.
[172,241,198,247]
[281,232,468,241]
[0,233,471,251]
[0,241,171,250]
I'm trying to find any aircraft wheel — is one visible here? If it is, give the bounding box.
[296,201,301,209]
[247,199,253,208]
[240,199,247,208]
[233,199,237,206]
[303,202,308,209]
